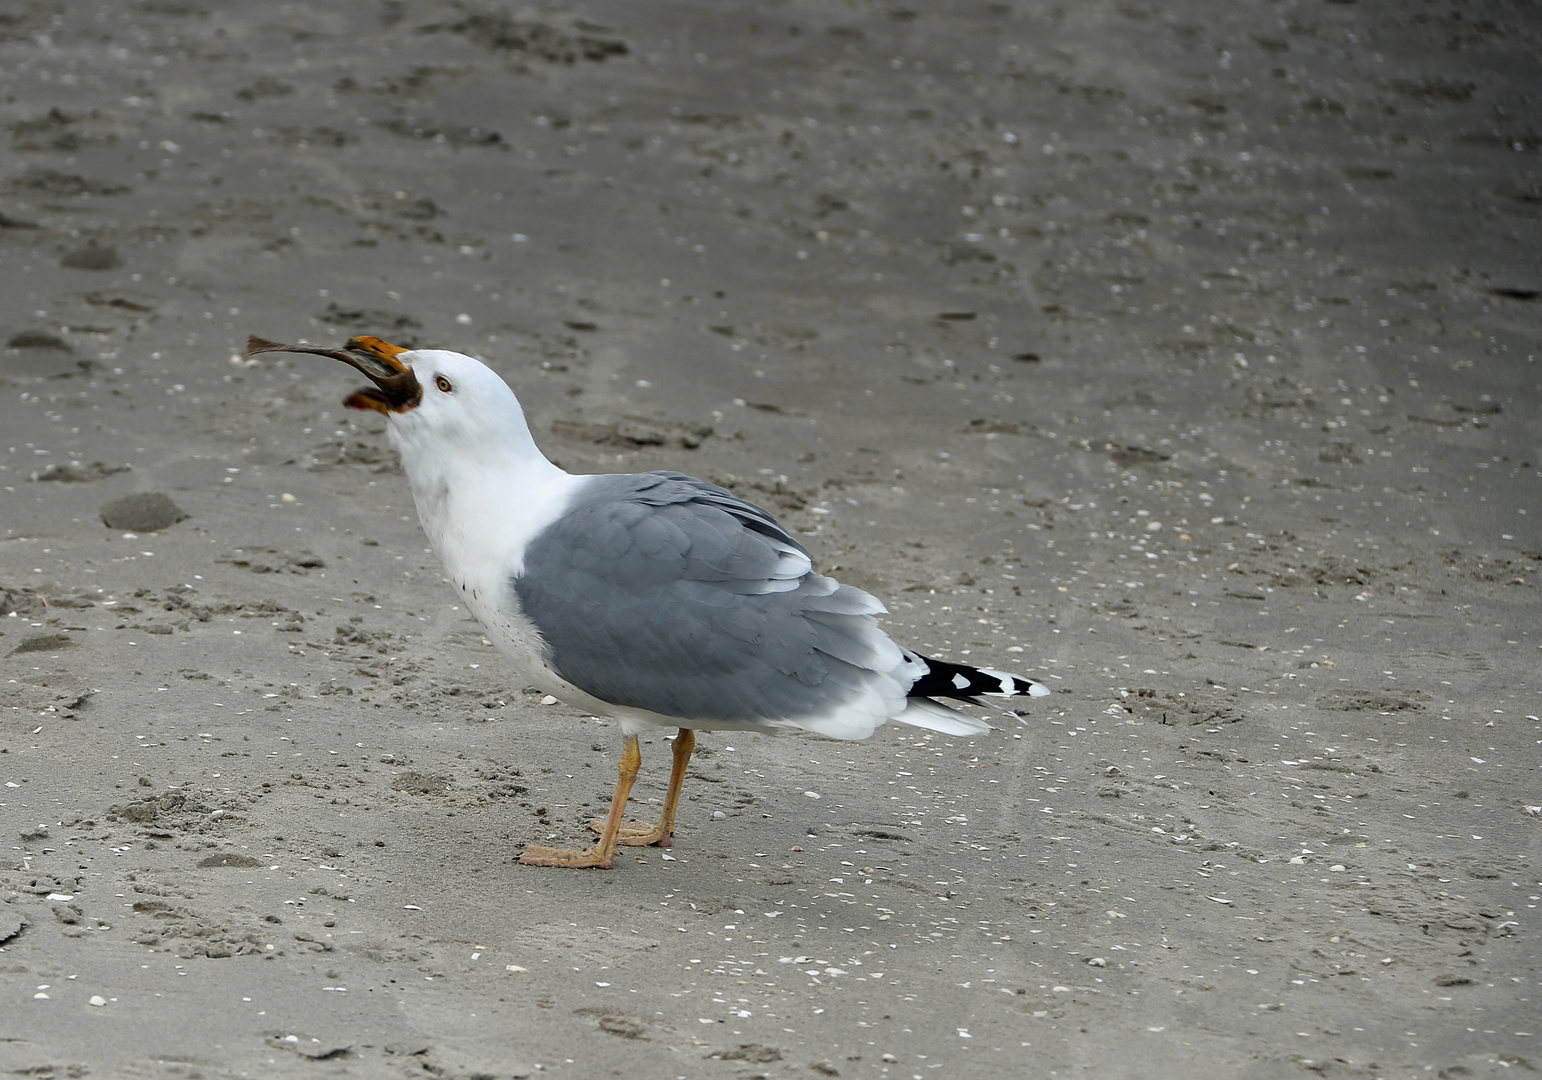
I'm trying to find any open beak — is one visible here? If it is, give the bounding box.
[246,334,423,414]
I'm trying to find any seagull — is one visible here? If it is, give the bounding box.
[248,334,1050,868]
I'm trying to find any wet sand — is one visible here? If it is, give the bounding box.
[1,3,1538,1077]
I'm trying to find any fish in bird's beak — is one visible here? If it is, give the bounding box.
[245,334,422,414]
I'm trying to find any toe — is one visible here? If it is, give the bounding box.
[519,845,614,869]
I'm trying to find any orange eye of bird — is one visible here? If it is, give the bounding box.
[434,376,453,393]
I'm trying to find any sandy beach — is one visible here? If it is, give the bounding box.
[1,2,1538,1077]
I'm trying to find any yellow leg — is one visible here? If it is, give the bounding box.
[519,734,641,869]
[591,728,696,848]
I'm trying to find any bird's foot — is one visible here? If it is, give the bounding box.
[518,843,614,869]
[589,819,673,848]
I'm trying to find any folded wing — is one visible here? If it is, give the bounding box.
[512,472,913,735]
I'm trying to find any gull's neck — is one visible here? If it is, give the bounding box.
[390,419,575,586]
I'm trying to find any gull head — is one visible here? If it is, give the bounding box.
[378,346,531,460]
[249,332,532,446]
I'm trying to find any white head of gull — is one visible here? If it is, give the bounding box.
[249,334,1051,869]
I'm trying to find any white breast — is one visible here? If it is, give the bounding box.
[400,446,583,691]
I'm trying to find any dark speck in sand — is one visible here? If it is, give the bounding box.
[60,244,120,270]
[197,853,265,869]
[7,331,72,351]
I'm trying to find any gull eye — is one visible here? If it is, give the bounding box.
[434,375,453,393]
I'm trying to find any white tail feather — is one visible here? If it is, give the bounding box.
[893,697,992,737]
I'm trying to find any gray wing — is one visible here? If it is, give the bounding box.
[511,471,908,724]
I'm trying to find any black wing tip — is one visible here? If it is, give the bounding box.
[906,654,1050,701]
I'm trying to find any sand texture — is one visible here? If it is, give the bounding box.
[1,2,1538,1077]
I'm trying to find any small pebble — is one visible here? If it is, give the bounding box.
[61,244,120,270]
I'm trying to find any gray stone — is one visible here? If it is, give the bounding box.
[99,492,187,531]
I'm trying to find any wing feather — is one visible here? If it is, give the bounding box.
[512,472,903,725]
